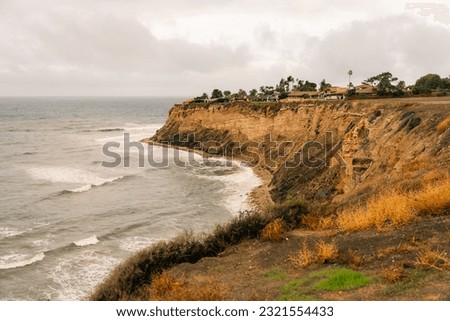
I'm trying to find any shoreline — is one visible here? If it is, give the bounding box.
[141,138,274,213]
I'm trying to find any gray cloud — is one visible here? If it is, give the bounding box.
[0,1,250,95]
[299,14,450,86]
[0,0,449,95]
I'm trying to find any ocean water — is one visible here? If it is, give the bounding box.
[0,97,260,300]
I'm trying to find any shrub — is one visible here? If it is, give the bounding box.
[290,241,315,268]
[148,271,183,298]
[316,240,338,264]
[416,247,450,271]
[381,265,408,283]
[148,272,229,301]
[261,218,284,241]
[301,214,335,230]
[341,249,363,267]
[90,202,308,300]
[290,240,338,268]
[268,198,308,229]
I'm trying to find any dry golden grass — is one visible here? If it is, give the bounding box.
[290,241,315,268]
[148,271,183,298]
[437,117,450,134]
[340,249,364,267]
[381,265,408,283]
[148,271,229,300]
[302,214,335,230]
[334,179,450,232]
[301,214,322,230]
[316,240,339,264]
[412,179,450,215]
[261,218,284,241]
[422,170,448,184]
[416,247,450,271]
[290,240,339,268]
[336,192,415,231]
[376,244,416,259]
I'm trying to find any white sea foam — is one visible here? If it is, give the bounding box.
[32,238,52,249]
[27,166,125,193]
[0,252,45,270]
[70,184,93,193]
[68,176,124,193]
[196,159,262,215]
[48,251,119,300]
[28,166,103,184]
[120,236,159,252]
[74,235,99,247]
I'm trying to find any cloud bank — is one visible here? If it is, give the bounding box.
[0,0,449,96]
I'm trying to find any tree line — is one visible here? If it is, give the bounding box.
[193,72,450,102]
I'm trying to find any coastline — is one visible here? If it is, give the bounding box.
[141,139,273,213]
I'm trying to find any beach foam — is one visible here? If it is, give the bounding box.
[74,235,99,247]
[0,252,45,270]
[27,166,126,193]
[48,251,119,300]
[195,159,262,214]
[27,166,105,184]
[120,236,159,252]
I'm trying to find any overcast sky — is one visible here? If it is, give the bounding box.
[1,0,449,96]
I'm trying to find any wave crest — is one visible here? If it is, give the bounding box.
[0,252,45,270]
[73,235,99,247]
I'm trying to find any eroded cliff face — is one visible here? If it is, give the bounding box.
[150,98,450,207]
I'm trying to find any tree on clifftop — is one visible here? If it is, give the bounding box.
[319,79,332,92]
[237,89,247,99]
[414,74,444,94]
[211,89,223,99]
[296,80,317,91]
[363,72,404,96]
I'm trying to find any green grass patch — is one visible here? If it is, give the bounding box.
[278,279,317,301]
[276,267,372,301]
[315,268,372,291]
[265,268,289,281]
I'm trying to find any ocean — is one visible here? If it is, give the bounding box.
[0,97,260,300]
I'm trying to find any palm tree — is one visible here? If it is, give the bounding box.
[348,70,353,86]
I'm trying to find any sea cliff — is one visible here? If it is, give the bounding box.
[149,97,450,208]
